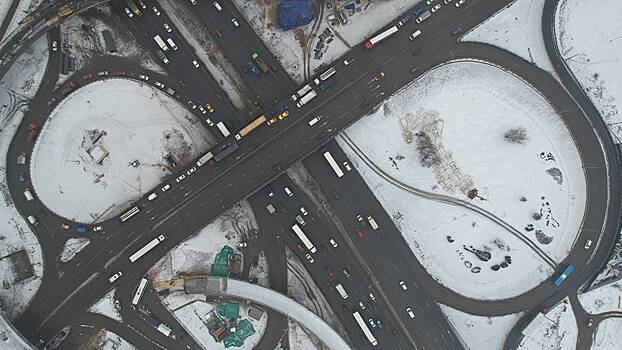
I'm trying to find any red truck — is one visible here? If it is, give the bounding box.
[26,123,39,143]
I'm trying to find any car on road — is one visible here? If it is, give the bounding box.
[83,73,93,80]
[176,174,186,183]
[278,111,289,120]
[305,253,314,264]
[98,71,109,77]
[116,71,126,76]
[455,0,466,7]
[47,97,57,106]
[426,0,436,4]
[357,214,364,224]
[114,299,121,310]
[161,184,171,192]
[343,161,352,171]
[376,319,384,329]
[343,58,355,66]
[410,66,419,74]
[108,271,123,283]
[139,74,149,81]
[93,226,103,231]
[399,280,407,290]
[355,229,364,237]
[444,0,454,3]
[267,117,277,126]
[300,207,308,216]
[586,318,594,327]
[232,18,240,27]
[188,100,197,109]
[284,187,293,196]
[152,6,161,16]
[52,40,58,51]
[397,15,412,27]
[452,27,462,36]
[216,30,223,38]
[205,118,214,126]
[17,172,25,182]
[584,239,593,249]
[198,105,207,114]
[358,301,366,310]
[406,307,415,318]
[61,224,70,230]
[187,167,197,175]
[192,60,200,68]
[205,103,214,113]
[325,266,335,277]
[164,23,172,33]
[329,238,338,248]
[148,193,158,201]
[213,1,223,11]
[342,268,351,278]
[431,4,442,12]
[373,71,385,81]
[368,318,376,328]
[154,81,165,89]
[368,292,376,302]
[326,281,334,290]
[124,8,133,18]
[74,226,87,234]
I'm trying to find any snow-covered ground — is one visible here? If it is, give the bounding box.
[3,0,43,39]
[88,289,122,323]
[555,0,622,142]
[60,6,162,82]
[339,60,584,299]
[592,317,622,350]
[518,298,577,349]
[463,0,556,75]
[579,280,622,314]
[30,78,214,223]
[233,0,413,83]
[96,330,137,350]
[0,36,48,319]
[288,318,320,350]
[440,304,523,350]
[150,200,254,281]
[168,298,267,349]
[60,238,90,262]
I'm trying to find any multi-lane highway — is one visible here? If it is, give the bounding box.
[1,0,621,349]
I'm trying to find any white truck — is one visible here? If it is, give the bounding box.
[335,283,349,299]
[296,90,317,108]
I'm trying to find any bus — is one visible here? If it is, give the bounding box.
[291,224,317,253]
[353,311,378,346]
[129,234,166,262]
[126,0,142,16]
[335,283,349,299]
[319,67,336,81]
[196,151,214,167]
[291,83,313,102]
[323,151,344,178]
[235,115,267,140]
[364,25,399,49]
[120,206,140,222]
[131,277,149,305]
[217,121,230,138]
[553,264,574,286]
[153,35,168,52]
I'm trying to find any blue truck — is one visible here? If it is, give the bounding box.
[553,264,574,286]
[414,4,427,16]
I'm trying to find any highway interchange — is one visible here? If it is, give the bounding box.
[0,0,621,349]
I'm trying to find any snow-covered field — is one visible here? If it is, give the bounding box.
[518,298,577,349]
[339,60,585,299]
[463,0,555,75]
[233,0,414,83]
[60,238,90,262]
[440,304,523,350]
[3,0,43,39]
[171,299,267,350]
[30,78,214,223]
[579,280,622,314]
[592,317,622,350]
[555,0,622,142]
[88,289,122,323]
[151,201,255,282]
[0,36,48,319]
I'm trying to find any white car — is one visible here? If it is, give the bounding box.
[300,207,308,216]
[368,318,376,328]
[444,0,453,4]
[431,4,442,12]
[61,224,70,230]
[455,0,466,7]
[192,60,200,68]
[232,18,240,27]
[161,184,171,191]
[139,74,149,81]
[213,1,223,11]
[584,239,593,249]
[358,301,366,310]
[198,105,207,114]
[368,292,376,302]
[399,280,407,290]
[148,193,158,201]
[93,226,103,231]
[206,118,214,126]
[329,238,338,248]
[188,100,197,109]
[164,23,172,33]
[152,6,161,16]
[305,253,314,264]
[187,167,197,175]
[284,187,293,196]
[52,40,58,51]
[343,161,352,171]
[176,174,186,183]
[155,81,165,89]
[406,307,415,318]
[124,8,133,18]
[108,271,123,283]
[426,0,436,4]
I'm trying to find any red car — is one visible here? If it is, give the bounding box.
[116,71,127,76]
[26,123,39,143]
[296,243,304,252]
[325,266,335,277]
[325,281,334,290]
[82,73,93,80]
[356,229,364,237]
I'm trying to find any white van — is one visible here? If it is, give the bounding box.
[308,116,321,126]
[166,38,178,51]
[24,188,34,202]
[148,193,157,201]
[213,1,223,11]
[27,215,38,225]
[409,30,422,41]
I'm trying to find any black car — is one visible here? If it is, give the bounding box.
[452,27,463,36]
[17,172,25,182]
[178,80,187,89]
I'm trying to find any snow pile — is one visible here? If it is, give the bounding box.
[97,330,137,350]
[519,298,577,349]
[171,300,266,350]
[31,78,215,223]
[288,318,321,350]
[555,0,622,142]
[339,60,584,299]
[151,201,256,282]
[60,238,90,262]
[592,318,622,350]
[249,251,269,288]
[88,289,122,322]
[0,36,48,319]
[440,304,523,350]
[579,280,622,314]
[463,0,555,74]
